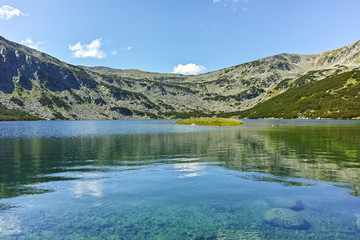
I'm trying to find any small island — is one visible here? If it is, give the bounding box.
[175,117,243,126]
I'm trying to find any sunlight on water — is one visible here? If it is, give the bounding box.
[0,119,360,239]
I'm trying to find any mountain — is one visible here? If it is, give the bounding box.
[1,35,360,120]
[219,70,360,119]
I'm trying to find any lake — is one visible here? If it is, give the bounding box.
[0,119,360,239]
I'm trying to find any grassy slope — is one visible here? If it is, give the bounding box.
[0,104,43,121]
[219,70,360,119]
[175,117,243,126]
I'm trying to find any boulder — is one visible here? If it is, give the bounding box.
[356,213,360,229]
[268,197,304,211]
[264,208,310,230]
[0,204,11,211]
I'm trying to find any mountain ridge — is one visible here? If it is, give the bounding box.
[1,35,360,120]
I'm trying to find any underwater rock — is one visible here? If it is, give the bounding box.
[356,213,360,229]
[0,215,21,236]
[268,197,304,211]
[0,204,11,211]
[264,208,310,230]
[217,230,261,240]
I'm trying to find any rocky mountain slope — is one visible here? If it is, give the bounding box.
[220,70,360,119]
[1,35,360,120]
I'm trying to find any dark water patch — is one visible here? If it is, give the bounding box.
[242,174,314,187]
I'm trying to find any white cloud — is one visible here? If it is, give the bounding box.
[121,46,132,51]
[213,0,249,11]
[173,63,206,75]
[73,180,103,198]
[213,0,242,3]
[20,38,45,50]
[0,5,26,20]
[69,39,107,59]
[111,46,132,56]
[213,0,247,4]
[174,163,205,178]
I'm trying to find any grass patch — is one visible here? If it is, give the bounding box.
[0,104,43,121]
[175,117,243,126]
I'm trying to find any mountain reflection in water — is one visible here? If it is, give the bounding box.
[0,120,359,199]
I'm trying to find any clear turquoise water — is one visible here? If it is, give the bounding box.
[0,119,360,239]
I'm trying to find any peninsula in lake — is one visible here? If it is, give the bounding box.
[0,35,359,120]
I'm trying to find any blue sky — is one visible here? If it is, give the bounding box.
[1,0,360,74]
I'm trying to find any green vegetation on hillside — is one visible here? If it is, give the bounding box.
[175,117,243,126]
[0,104,43,121]
[2,35,360,120]
[219,70,360,119]
[161,110,213,119]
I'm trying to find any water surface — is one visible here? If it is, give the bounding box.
[1,119,360,239]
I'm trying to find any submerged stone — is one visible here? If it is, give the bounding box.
[268,197,304,211]
[356,213,360,229]
[0,204,11,211]
[264,208,310,230]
